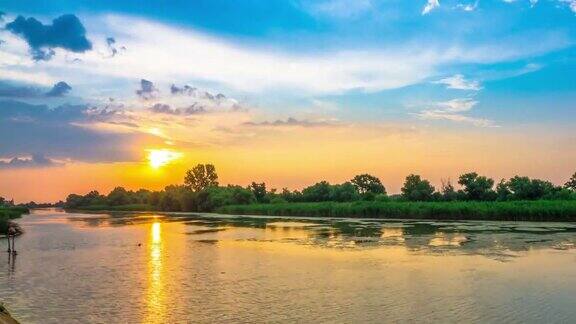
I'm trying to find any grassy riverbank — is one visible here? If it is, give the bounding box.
[0,207,28,235]
[70,204,156,212]
[216,200,576,222]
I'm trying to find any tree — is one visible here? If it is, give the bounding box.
[249,182,268,203]
[351,174,386,195]
[107,187,130,206]
[566,172,576,191]
[505,176,555,200]
[329,182,360,202]
[458,172,496,201]
[440,179,458,201]
[496,179,511,201]
[302,181,332,202]
[184,164,219,192]
[401,174,435,201]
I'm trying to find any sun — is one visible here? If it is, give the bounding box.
[147,149,182,169]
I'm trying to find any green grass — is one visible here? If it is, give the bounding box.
[0,206,29,234]
[71,204,157,212]
[216,200,576,222]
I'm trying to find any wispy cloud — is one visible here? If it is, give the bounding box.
[434,74,482,90]
[243,117,338,128]
[0,154,62,169]
[422,0,440,15]
[415,98,496,127]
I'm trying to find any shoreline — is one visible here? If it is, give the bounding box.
[66,200,576,223]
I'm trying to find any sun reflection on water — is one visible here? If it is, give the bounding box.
[145,222,166,323]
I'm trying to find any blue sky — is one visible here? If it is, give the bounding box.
[1,0,575,201]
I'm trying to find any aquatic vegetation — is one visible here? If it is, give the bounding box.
[216,200,576,222]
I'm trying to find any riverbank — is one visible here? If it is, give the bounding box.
[0,207,28,235]
[69,200,576,222]
[216,200,576,222]
[69,204,156,212]
[0,303,19,324]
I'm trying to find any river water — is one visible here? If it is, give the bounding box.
[1,209,576,323]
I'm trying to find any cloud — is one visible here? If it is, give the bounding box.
[243,117,337,128]
[434,74,482,90]
[5,14,92,61]
[45,81,72,97]
[0,80,71,98]
[437,98,478,112]
[414,98,496,127]
[416,109,495,127]
[0,154,61,169]
[0,100,162,163]
[0,81,43,98]
[456,1,479,11]
[136,79,157,99]
[422,0,440,14]
[150,103,207,115]
[103,36,125,58]
[559,0,576,13]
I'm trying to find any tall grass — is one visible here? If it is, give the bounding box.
[216,200,576,222]
[71,204,157,212]
[0,206,29,234]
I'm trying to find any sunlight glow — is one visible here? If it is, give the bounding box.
[147,149,182,169]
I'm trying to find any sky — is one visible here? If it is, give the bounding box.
[0,0,575,202]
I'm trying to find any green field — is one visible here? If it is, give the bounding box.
[216,200,576,222]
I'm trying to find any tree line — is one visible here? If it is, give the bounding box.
[62,164,576,212]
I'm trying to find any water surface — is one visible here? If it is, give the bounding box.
[1,209,576,323]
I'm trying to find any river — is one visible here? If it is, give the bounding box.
[1,209,576,323]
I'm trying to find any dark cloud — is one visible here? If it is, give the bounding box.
[0,100,162,163]
[104,37,126,58]
[45,81,72,97]
[5,14,92,61]
[136,79,157,99]
[0,81,43,98]
[170,84,227,102]
[0,154,61,169]
[0,80,72,98]
[243,117,335,127]
[149,103,207,115]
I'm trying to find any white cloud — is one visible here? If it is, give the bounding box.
[415,97,496,127]
[457,1,479,11]
[0,14,570,98]
[560,0,576,13]
[437,98,478,112]
[422,0,440,15]
[416,109,495,127]
[434,74,482,90]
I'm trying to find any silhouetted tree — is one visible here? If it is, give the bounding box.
[496,179,511,201]
[566,172,576,191]
[184,164,219,192]
[351,174,386,195]
[107,187,130,206]
[302,181,332,202]
[249,182,268,203]
[440,178,458,201]
[458,172,496,201]
[401,174,435,201]
[329,182,361,202]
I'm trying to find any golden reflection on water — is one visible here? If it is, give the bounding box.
[145,222,166,323]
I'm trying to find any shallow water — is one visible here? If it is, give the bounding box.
[1,209,576,323]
